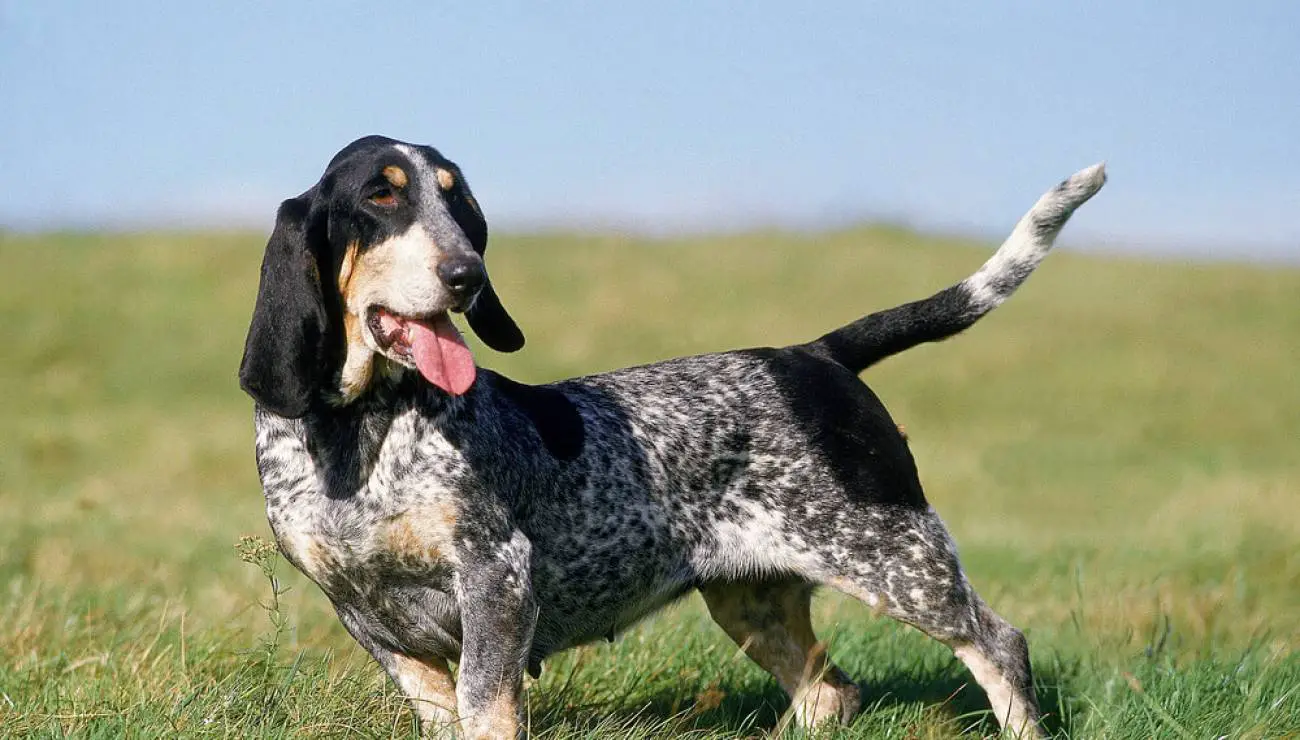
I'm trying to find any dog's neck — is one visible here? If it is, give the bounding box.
[330,349,401,408]
[305,371,474,499]
[287,367,566,517]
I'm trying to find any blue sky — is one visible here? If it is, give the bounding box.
[2,1,1297,259]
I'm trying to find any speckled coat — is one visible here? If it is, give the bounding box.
[241,136,1105,739]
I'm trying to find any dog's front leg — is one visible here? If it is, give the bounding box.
[455,530,536,740]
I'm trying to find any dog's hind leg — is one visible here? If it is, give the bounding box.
[827,508,1044,738]
[700,578,861,731]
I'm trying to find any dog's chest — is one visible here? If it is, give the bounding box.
[255,409,466,600]
[272,498,461,594]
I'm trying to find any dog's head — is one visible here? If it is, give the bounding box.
[239,135,524,417]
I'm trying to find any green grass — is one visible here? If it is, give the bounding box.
[1,226,1297,738]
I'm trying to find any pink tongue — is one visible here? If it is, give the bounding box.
[407,314,477,395]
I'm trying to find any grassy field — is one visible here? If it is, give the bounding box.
[1,226,1297,738]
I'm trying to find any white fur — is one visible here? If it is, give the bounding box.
[348,224,451,338]
[954,644,1040,738]
[695,498,821,579]
[963,163,1107,311]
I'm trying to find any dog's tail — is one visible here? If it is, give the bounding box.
[804,163,1107,374]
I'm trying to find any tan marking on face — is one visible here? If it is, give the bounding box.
[343,225,446,321]
[390,654,458,728]
[333,223,448,403]
[335,310,374,405]
[337,240,359,295]
[332,240,376,405]
[344,241,393,314]
[333,237,407,403]
[382,165,409,189]
[435,167,455,191]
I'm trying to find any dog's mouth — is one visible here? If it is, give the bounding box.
[366,307,477,396]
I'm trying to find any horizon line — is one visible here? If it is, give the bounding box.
[3,216,1296,267]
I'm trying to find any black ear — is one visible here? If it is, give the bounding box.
[453,172,525,353]
[238,192,330,417]
[467,282,525,352]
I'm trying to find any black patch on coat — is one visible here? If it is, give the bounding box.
[491,375,586,462]
[744,347,928,509]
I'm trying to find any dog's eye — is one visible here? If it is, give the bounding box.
[368,188,398,208]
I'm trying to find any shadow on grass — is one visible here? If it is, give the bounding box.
[529,664,1076,738]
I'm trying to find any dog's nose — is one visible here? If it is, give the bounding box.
[437,257,486,297]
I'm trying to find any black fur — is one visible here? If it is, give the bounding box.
[238,193,328,418]
[806,283,981,373]
[492,375,586,462]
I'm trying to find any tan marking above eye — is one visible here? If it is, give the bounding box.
[382,165,408,188]
[435,168,455,191]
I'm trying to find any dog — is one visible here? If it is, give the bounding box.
[239,135,1105,738]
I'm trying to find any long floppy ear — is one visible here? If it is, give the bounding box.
[238,192,330,417]
[453,173,525,352]
[467,283,525,352]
